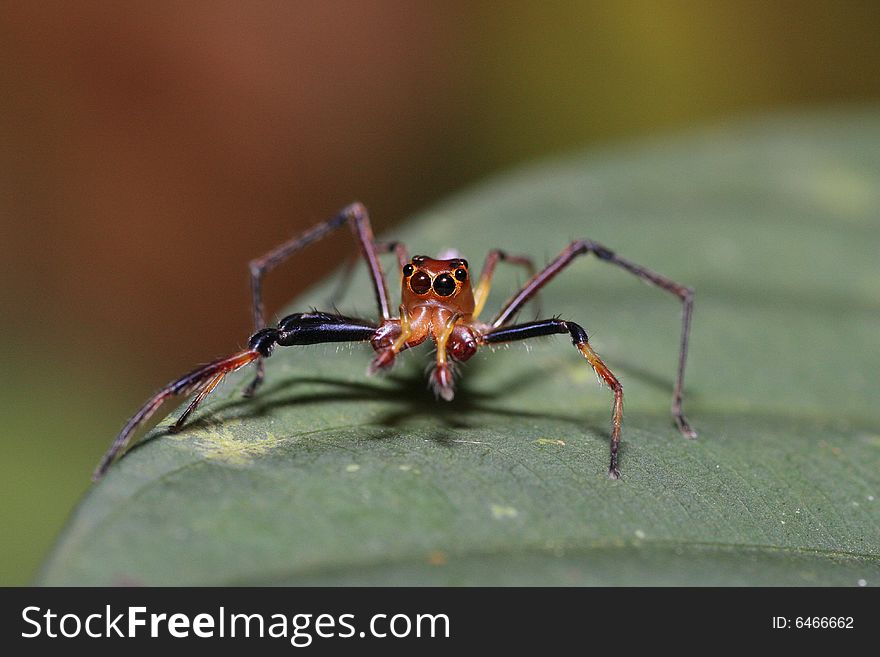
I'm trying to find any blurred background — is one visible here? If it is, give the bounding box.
[2,1,879,585]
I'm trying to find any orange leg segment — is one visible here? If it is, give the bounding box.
[577,341,624,479]
[93,349,260,481]
[482,318,625,478]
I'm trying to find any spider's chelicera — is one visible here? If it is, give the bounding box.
[94,202,695,481]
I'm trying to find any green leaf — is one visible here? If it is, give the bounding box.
[39,111,880,585]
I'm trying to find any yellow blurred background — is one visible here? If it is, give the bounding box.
[1,1,879,584]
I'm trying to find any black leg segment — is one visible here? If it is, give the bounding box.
[245,311,378,398]
[275,311,378,346]
[482,318,585,345]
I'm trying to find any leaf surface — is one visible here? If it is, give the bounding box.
[40,112,880,585]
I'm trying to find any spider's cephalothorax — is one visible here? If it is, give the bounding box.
[369,255,479,400]
[94,202,695,482]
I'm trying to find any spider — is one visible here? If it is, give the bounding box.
[93,202,695,481]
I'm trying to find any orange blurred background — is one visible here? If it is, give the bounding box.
[2,1,879,584]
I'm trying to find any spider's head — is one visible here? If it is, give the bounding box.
[401,255,475,314]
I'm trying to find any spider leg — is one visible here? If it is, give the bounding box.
[170,371,226,432]
[326,240,408,311]
[491,239,695,438]
[481,319,624,479]
[92,350,260,481]
[246,202,390,396]
[472,249,538,320]
[376,240,409,271]
[93,311,378,481]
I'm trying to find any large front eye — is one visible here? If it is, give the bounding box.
[409,270,431,294]
[433,273,456,296]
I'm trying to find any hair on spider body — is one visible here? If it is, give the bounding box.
[94,202,695,482]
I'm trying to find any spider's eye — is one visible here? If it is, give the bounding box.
[433,273,456,296]
[409,270,431,294]
[402,263,414,277]
[454,268,468,282]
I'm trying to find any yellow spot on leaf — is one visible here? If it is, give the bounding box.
[490,504,519,520]
[175,425,284,466]
[534,438,566,446]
